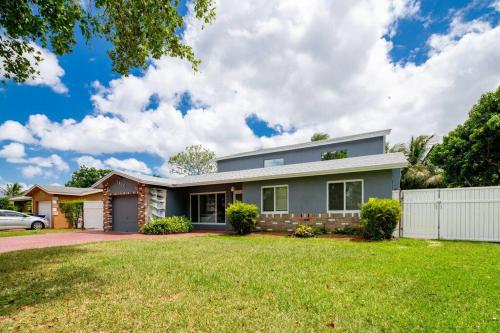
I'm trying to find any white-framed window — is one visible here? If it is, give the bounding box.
[264,158,284,168]
[190,192,226,224]
[327,180,363,213]
[261,185,288,213]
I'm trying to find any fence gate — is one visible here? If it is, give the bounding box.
[395,186,500,242]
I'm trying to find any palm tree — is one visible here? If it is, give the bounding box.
[388,135,444,189]
[4,183,24,197]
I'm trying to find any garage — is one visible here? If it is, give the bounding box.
[112,195,138,233]
[38,201,52,227]
[83,201,104,230]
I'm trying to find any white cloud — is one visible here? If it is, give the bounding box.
[0,121,36,144]
[21,165,43,179]
[3,0,500,165]
[0,143,26,161]
[75,155,107,169]
[76,155,152,174]
[492,0,500,11]
[0,43,68,93]
[105,157,152,174]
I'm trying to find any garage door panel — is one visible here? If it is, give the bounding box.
[38,201,52,227]
[84,201,103,230]
[112,196,138,233]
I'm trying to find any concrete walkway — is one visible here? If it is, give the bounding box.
[0,230,219,253]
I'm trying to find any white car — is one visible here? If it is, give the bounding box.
[0,210,49,230]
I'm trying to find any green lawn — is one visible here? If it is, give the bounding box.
[0,228,78,237]
[0,236,498,332]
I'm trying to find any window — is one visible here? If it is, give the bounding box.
[261,185,288,213]
[327,180,363,212]
[264,158,284,167]
[190,192,226,224]
[321,149,348,161]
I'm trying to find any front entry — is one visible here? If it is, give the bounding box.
[112,195,138,233]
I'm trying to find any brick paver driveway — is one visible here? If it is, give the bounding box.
[0,231,218,253]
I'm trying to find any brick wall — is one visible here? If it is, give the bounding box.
[137,183,147,230]
[103,183,112,231]
[254,212,360,232]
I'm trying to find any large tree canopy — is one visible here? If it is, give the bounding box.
[168,144,216,176]
[430,87,500,187]
[65,166,112,188]
[0,0,215,83]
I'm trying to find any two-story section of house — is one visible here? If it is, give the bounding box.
[93,129,407,233]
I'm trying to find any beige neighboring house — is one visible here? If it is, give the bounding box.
[24,185,104,229]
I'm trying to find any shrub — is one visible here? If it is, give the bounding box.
[59,200,84,229]
[332,225,365,236]
[291,224,316,238]
[142,216,193,234]
[360,198,401,240]
[0,197,15,210]
[226,201,259,235]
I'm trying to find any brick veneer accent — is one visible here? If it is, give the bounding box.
[102,181,147,232]
[254,212,360,232]
[103,183,112,232]
[137,183,147,230]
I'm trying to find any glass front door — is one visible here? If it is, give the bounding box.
[190,192,226,224]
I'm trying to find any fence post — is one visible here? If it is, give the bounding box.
[437,189,441,240]
[399,189,403,238]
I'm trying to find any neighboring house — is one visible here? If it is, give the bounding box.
[93,129,407,233]
[9,196,32,213]
[24,185,104,229]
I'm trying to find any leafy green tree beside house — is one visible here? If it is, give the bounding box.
[3,183,24,197]
[387,135,444,189]
[430,87,500,187]
[65,166,112,188]
[168,145,217,176]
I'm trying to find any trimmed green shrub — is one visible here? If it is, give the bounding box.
[142,216,193,234]
[0,197,15,210]
[59,200,84,229]
[360,198,401,240]
[332,225,365,236]
[291,224,316,238]
[226,201,259,235]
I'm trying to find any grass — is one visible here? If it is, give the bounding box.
[0,228,78,237]
[0,235,498,332]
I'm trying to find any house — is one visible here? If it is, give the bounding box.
[24,185,104,229]
[9,196,32,213]
[92,129,407,233]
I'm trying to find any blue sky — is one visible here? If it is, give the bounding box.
[1,0,499,188]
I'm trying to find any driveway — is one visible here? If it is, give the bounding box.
[0,231,219,253]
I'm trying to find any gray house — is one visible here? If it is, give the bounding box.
[92,129,407,232]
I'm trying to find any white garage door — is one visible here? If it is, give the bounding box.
[38,201,52,227]
[84,201,104,230]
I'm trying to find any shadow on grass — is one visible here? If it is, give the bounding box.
[0,247,103,316]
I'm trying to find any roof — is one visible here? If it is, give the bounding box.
[24,185,103,197]
[216,129,391,161]
[9,196,32,202]
[93,152,407,188]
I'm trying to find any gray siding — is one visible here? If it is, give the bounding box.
[166,183,242,230]
[217,137,384,172]
[242,170,394,214]
[109,177,138,194]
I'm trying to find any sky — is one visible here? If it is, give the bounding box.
[0,0,499,189]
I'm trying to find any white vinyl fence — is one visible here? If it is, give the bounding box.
[393,186,500,242]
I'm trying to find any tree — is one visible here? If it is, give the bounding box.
[430,87,500,187]
[389,135,444,189]
[59,200,84,229]
[311,132,330,141]
[0,0,216,83]
[0,197,15,210]
[168,145,216,176]
[65,166,112,188]
[3,183,24,197]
